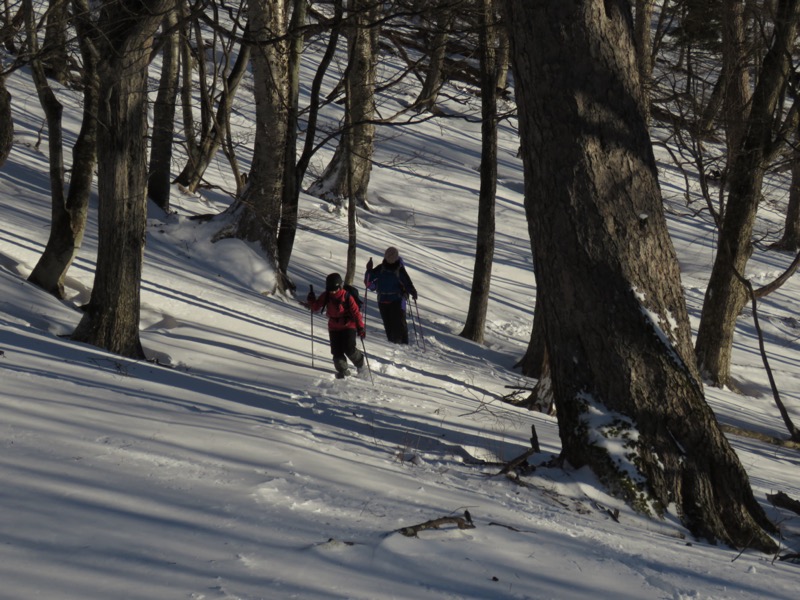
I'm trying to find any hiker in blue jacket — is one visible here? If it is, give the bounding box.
[364,247,417,344]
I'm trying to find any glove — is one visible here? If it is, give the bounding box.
[357,327,366,339]
[411,290,418,301]
[366,257,373,271]
[307,290,316,304]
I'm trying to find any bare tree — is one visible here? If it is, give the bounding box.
[72,0,174,358]
[173,1,250,196]
[26,0,99,299]
[307,0,381,208]
[460,0,497,343]
[148,3,181,211]
[507,0,777,551]
[213,0,290,292]
[694,0,800,389]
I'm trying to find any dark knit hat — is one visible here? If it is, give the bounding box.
[384,246,400,264]
[325,272,343,292]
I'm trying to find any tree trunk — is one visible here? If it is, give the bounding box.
[772,128,800,250]
[414,4,452,112]
[633,0,654,122]
[695,0,800,389]
[720,0,750,178]
[27,0,99,299]
[147,6,180,211]
[42,0,69,84]
[276,0,308,291]
[216,0,288,292]
[307,0,379,208]
[72,0,172,358]
[0,74,12,167]
[516,293,545,378]
[174,13,251,194]
[460,0,497,344]
[507,0,777,552]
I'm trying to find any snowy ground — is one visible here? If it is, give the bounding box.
[2,37,800,600]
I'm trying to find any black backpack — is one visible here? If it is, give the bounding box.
[343,283,364,309]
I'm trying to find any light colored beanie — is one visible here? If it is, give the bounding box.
[384,246,400,264]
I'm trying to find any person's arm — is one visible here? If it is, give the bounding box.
[364,258,377,291]
[307,291,327,312]
[400,267,417,300]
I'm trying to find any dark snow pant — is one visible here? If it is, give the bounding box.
[379,301,409,344]
[329,328,364,376]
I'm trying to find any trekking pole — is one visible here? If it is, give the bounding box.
[360,337,374,385]
[309,284,315,368]
[363,283,369,328]
[407,296,420,348]
[413,298,426,351]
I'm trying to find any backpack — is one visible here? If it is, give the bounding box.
[343,283,364,309]
[321,284,363,315]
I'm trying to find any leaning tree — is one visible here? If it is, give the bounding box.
[506,0,776,551]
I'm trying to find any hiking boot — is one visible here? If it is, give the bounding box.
[335,369,351,379]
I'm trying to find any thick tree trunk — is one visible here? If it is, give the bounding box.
[42,0,69,84]
[507,0,776,551]
[27,0,98,299]
[72,0,172,358]
[460,0,497,344]
[633,0,654,122]
[216,0,288,292]
[695,0,800,389]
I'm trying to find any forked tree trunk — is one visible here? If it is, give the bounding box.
[695,0,800,389]
[414,4,452,112]
[26,0,99,299]
[507,0,776,551]
[72,0,172,358]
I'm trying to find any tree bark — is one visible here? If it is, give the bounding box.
[27,0,99,299]
[0,74,12,167]
[214,0,289,293]
[460,0,497,344]
[276,0,309,291]
[772,128,800,250]
[72,0,173,358]
[147,6,181,211]
[414,3,452,112]
[307,0,379,208]
[173,8,251,195]
[506,0,777,551]
[695,0,800,389]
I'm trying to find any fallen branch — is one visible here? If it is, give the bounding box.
[395,511,475,537]
[768,491,800,516]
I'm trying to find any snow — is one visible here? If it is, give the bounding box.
[2,36,800,600]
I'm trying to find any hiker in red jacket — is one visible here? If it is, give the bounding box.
[306,273,366,379]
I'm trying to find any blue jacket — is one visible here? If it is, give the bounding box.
[365,260,417,304]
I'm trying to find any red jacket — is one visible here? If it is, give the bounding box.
[310,289,364,332]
